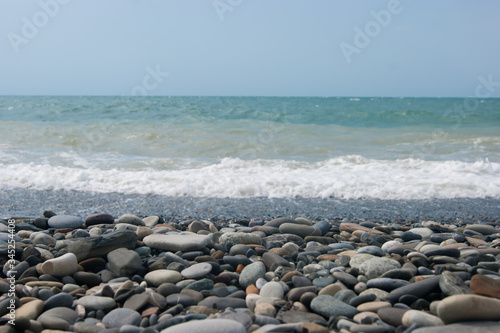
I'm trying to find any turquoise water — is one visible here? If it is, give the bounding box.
[1,96,499,199]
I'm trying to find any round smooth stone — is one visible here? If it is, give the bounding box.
[102,308,141,328]
[260,281,285,299]
[437,294,500,324]
[402,309,444,327]
[358,257,401,280]
[160,318,246,333]
[48,215,84,229]
[37,307,78,330]
[75,296,116,311]
[239,261,266,288]
[181,263,212,279]
[44,293,74,310]
[144,270,182,287]
[310,295,359,319]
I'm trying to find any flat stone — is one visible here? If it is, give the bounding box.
[181,263,212,279]
[409,227,434,239]
[287,286,317,302]
[357,245,385,256]
[349,324,387,332]
[279,223,320,238]
[184,278,214,292]
[402,309,444,327]
[124,293,150,311]
[166,293,195,307]
[37,307,78,330]
[85,213,114,226]
[262,252,292,269]
[439,271,473,296]
[265,217,299,228]
[198,296,247,309]
[377,307,409,327]
[356,301,391,313]
[219,232,262,250]
[358,257,401,279]
[66,230,137,261]
[340,222,386,235]
[102,308,141,328]
[143,232,212,252]
[48,215,84,229]
[412,321,500,333]
[144,269,182,287]
[360,288,389,301]
[333,271,358,287]
[380,269,413,280]
[387,276,440,303]
[367,278,410,291]
[470,274,500,299]
[239,261,266,288]
[44,292,73,310]
[73,271,102,287]
[437,294,500,324]
[424,247,461,258]
[311,295,359,318]
[14,299,44,320]
[75,296,116,311]
[278,310,327,325]
[465,224,499,235]
[117,214,145,226]
[160,318,246,333]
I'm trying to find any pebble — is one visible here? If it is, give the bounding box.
[181,262,212,279]
[47,214,84,229]
[75,296,116,311]
[160,318,246,333]
[358,257,401,279]
[107,248,143,277]
[239,261,266,288]
[102,308,142,328]
[437,294,500,324]
[144,269,182,286]
[40,252,78,277]
[310,295,359,318]
[402,309,444,327]
[5,212,500,333]
[143,232,212,251]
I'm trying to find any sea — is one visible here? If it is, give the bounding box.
[1,95,499,204]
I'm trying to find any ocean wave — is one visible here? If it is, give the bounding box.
[1,156,499,200]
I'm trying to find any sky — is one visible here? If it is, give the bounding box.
[1,0,499,97]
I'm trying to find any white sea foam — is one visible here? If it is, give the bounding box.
[1,156,499,199]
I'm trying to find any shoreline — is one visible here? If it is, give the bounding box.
[1,188,499,223]
[2,189,500,331]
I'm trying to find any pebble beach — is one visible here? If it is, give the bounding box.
[2,193,500,333]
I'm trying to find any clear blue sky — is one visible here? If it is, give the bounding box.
[1,0,499,97]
